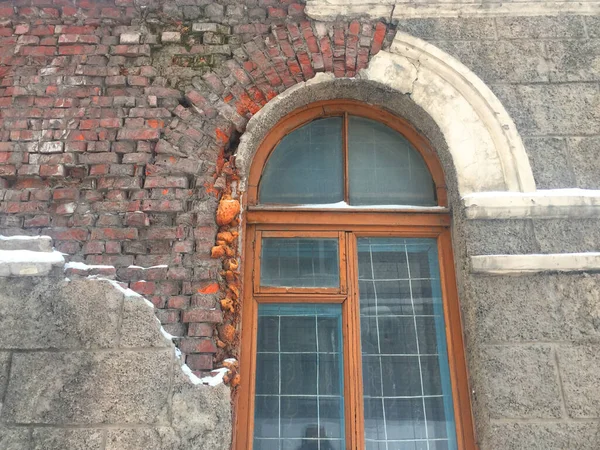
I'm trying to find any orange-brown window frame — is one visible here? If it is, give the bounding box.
[235,101,476,450]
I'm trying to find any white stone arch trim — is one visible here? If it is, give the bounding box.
[236,31,537,197]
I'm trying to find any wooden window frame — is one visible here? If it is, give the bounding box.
[235,101,476,450]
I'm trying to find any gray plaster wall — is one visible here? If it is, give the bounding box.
[451,204,600,448]
[0,276,231,450]
[396,15,600,190]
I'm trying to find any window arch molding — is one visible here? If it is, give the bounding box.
[246,100,448,209]
[236,102,477,450]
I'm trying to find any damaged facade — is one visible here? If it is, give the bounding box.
[1,0,600,448]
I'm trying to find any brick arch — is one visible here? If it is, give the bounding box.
[235,31,537,197]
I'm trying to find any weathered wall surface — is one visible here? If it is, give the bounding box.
[0,0,394,377]
[1,1,600,449]
[0,238,231,450]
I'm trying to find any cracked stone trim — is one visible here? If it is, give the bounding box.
[463,189,600,219]
[471,253,600,275]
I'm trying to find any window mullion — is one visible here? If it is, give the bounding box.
[343,112,349,204]
[344,231,365,450]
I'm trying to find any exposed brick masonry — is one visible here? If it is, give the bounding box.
[0,0,393,375]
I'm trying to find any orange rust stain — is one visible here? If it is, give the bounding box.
[197,282,220,294]
[147,119,164,129]
[204,180,220,197]
[216,128,229,145]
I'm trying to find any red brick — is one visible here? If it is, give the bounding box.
[117,128,160,141]
[167,295,190,309]
[47,228,89,241]
[130,281,156,295]
[24,215,50,228]
[188,322,214,337]
[83,241,105,254]
[179,338,217,354]
[90,227,138,240]
[182,309,223,323]
[186,354,213,371]
[371,22,386,55]
[144,176,188,189]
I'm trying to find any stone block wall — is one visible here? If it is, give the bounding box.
[0,237,231,450]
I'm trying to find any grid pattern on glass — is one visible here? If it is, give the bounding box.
[357,238,457,450]
[260,238,340,288]
[254,304,345,450]
[348,116,436,207]
[259,117,344,205]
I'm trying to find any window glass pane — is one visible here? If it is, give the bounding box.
[259,117,344,205]
[260,238,339,288]
[348,116,436,206]
[357,238,457,450]
[254,304,346,450]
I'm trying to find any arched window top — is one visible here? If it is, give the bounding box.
[253,103,446,208]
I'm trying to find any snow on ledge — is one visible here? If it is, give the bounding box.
[64,261,114,270]
[252,201,447,211]
[471,252,600,275]
[0,249,64,264]
[463,189,600,219]
[0,235,49,240]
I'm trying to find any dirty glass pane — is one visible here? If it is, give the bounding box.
[357,238,457,450]
[259,117,344,205]
[260,238,339,288]
[254,304,345,450]
[348,116,436,206]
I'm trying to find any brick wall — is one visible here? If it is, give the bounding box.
[0,0,393,375]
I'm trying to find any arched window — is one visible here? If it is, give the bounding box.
[237,101,475,450]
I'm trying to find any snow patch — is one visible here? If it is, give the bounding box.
[254,201,446,210]
[127,264,168,269]
[0,235,47,241]
[181,364,204,385]
[199,367,230,387]
[0,249,64,264]
[64,261,114,270]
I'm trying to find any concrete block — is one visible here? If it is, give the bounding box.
[522,137,575,189]
[105,428,180,450]
[533,219,600,253]
[460,219,538,255]
[170,373,232,449]
[478,345,562,419]
[31,429,104,450]
[0,236,53,252]
[433,40,548,83]
[492,83,600,135]
[585,16,600,38]
[119,298,172,348]
[567,137,600,189]
[557,345,600,418]
[1,350,173,424]
[496,16,587,39]
[0,428,30,450]
[487,422,600,450]
[467,274,600,343]
[396,18,495,40]
[547,40,600,82]
[0,278,121,349]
